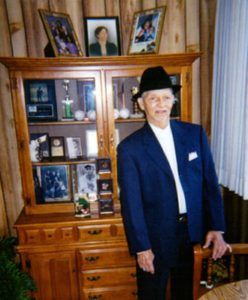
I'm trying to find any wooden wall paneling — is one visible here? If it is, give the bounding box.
[0,176,9,236]
[22,0,49,57]
[105,0,120,16]
[158,0,186,54]
[5,0,28,57]
[49,0,85,55]
[120,0,141,55]
[83,0,106,16]
[142,0,156,10]
[200,0,217,136]
[186,0,200,124]
[0,0,12,56]
[0,65,23,236]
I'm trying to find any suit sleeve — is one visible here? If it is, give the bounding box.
[117,143,152,254]
[201,126,226,232]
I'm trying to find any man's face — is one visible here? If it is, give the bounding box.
[138,88,174,129]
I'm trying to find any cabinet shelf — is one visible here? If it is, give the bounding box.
[32,158,95,166]
[28,120,96,126]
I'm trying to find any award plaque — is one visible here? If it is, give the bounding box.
[24,79,57,122]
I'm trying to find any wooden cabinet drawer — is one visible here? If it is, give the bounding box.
[82,267,137,287]
[23,226,75,245]
[77,223,125,242]
[79,247,135,269]
[82,285,138,300]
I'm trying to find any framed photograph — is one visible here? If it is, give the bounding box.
[24,79,57,122]
[84,17,121,57]
[99,198,114,214]
[77,79,96,113]
[66,137,83,159]
[96,158,112,174]
[50,136,65,159]
[39,9,83,57]
[128,6,166,55]
[38,165,71,203]
[97,178,113,195]
[76,163,97,194]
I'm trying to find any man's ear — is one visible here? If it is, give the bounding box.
[137,97,145,111]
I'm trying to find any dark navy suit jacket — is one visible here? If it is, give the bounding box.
[117,121,226,263]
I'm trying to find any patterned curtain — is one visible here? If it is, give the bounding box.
[211,0,248,200]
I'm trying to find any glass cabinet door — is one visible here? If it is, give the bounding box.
[105,66,185,211]
[14,70,104,214]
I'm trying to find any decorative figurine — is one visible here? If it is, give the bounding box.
[62,79,74,121]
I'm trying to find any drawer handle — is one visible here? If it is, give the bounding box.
[132,291,138,296]
[130,273,137,278]
[87,275,101,281]
[65,232,70,236]
[87,230,102,235]
[85,256,99,262]
[88,295,102,299]
[30,236,35,239]
[48,234,53,238]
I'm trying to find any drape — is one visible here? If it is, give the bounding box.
[211,0,248,200]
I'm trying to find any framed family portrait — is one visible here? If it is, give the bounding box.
[24,79,57,122]
[84,17,121,57]
[39,9,83,57]
[128,6,166,55]
[38,165,71,203]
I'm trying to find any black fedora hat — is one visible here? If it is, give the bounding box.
[133,66,181,100]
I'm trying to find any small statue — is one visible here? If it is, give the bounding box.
[62,79,74,120]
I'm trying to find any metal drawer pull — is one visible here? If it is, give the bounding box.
[88,230,102,235]
[85,256,99,262]
[132,291,138,296]
[87,276,101,281]
[30,236,35,239]
[88,295,102,299]
[130,273,137,277]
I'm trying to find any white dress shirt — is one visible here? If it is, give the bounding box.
[149,122,187,214]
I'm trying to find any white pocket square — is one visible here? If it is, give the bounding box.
[188,151,198,161]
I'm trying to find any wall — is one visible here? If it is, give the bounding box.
[0,0,216,236]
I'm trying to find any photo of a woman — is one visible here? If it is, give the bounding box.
[89,26,117,56]
[85,17,121,57]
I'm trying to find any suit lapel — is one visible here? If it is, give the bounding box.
[142,123,173,175]
[142,121,189,176]
[170,121,188,176]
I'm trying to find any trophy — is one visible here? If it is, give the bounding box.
[62,79,74,120]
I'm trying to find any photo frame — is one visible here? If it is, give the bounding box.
[84,17,121,57]
[97,178,113,195]
[77,79,96,113]
[99,198,114,214]
[128,6,166,55]
[50,136,65,159]
[24,79,57,122]
[38,165,71,203]
[96,158,112,174]
[76,163,97,194]
[39,9,83,57]
[66,137,83,159]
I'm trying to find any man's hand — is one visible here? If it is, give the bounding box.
[137,249,155,274]
[203,231,232,260]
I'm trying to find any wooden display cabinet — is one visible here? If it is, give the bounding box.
[0,53,200,300]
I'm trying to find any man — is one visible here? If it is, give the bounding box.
[117,66,231,300]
